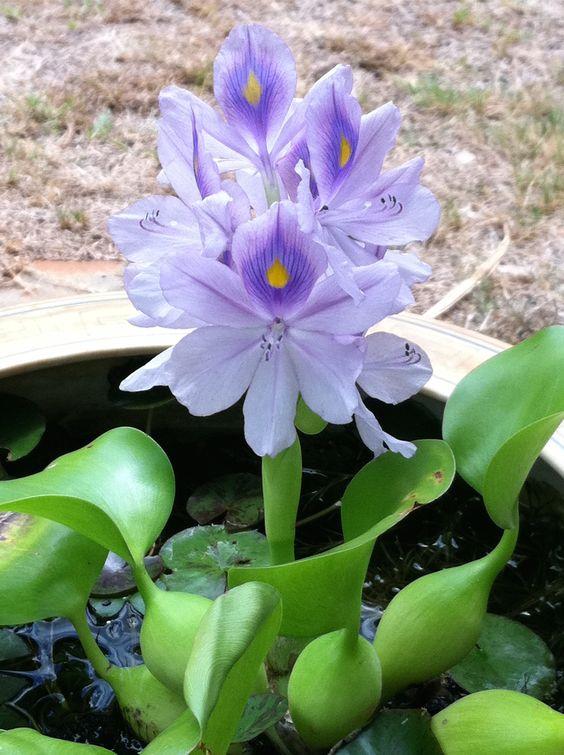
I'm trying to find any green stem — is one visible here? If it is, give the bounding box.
[69,607,115,683]
[132,561,159,603]
[484,520,520,579]
[262,438,302,565]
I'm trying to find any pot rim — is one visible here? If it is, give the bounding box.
[1,292,562,475]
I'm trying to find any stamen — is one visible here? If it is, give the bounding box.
[243,71,262,105]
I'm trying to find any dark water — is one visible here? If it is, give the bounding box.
[1,364,562,748]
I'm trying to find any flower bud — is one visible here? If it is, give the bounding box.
[431,689,564,754]
[288,629,381,750]
[374,527,517,700]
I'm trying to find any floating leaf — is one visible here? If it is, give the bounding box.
[0,512,106,625]
[449,613,556,700]
[374,528,518,700]
[233,692,288,742]
[337,709,442,754]
[431,689,564,755]
[92,552,163,597]
[161,525,270,600]
[0,393,45,461]
[187,473,263,530]
[0,629,29,662]
[230,440,454,637]
[184,582,282,755]
[0,427,174,565]
[443,327,564,525]
[0,728,112,753]
[89,597,127,619]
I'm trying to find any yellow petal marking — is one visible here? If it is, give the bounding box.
[266,258,290,288]
[243,71,262,105]
[339,134,352,168]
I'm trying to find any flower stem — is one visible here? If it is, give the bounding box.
[262,438,302,565]
[69,606,115,683]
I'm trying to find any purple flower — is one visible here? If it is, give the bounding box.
[121,203,405,457]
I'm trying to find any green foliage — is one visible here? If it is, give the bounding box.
[431,689,564,754]
[160,525,270,599]
[294,397,328,435]
[288,629,381,750]
[338,709,442,754]
[449,613,556,700]
[233,692,287,742]
[443,326,564,526]
[0,393,45,461]
[0,427,174,564]
[0,728,111,753]
[374,527,518,700]
[262,437,302,564]
[186,474,263,529]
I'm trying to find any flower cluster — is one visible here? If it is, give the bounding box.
[108,24,438,457]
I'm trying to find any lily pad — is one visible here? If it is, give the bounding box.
[91,552,163,597]
[337,709,442,754]
[449,613,556,700]
[187,474,263,530]
[160,525,270,600]
[0,629,29,662]
[233,692,288,742]
[0,394,45,461]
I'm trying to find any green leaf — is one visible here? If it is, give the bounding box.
[0,512,107,625]
[186,474,263,530]
[142,709,201,754]
[0,394,45,462]
[160,525,270,600]
[337,709,442,754]
[230,441,454,637]
[0,729,112,753]
[233,692,288,742]
[443,327,564,495]
[0,629,29,662]
[431,689,564,754]
[341,440,456,540]
[184,582,282,755]
[0,427,174,564]
[449,613,556,700]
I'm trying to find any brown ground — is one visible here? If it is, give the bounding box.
[1,0,562,342]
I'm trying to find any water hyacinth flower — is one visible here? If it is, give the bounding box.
[109,22,437,459]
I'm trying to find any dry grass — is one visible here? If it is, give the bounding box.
[0,0,562,342]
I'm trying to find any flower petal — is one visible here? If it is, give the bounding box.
[214,24,296,149]
[120,348,174,392]
[107,195,202,263]
[306,79,362,204]
[358,332,432,403]
[166,326,263,415]
[243,342,299,457]
[354,400,416,458]
[192,191,234,258]
[331,102,401,205]
[291,262,401,334]
[286,330,363,423]
[124,262,205,328]
[160,252,265,327]
[232,201,326,320]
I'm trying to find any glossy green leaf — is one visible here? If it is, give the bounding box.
[0,512,107,625]
[337,709,442,754]
[449,613,556,700]
[142,709,201,755]
[483,412,564,528]
[230,441,454,637]
[0,394,45,461]
[431,689,564,754]
[184,582,282,755]
[289,630,381,750]
[186,474,263,529]
[0,728,112,753]
[443,327,564,495]
[0,427,174,564]
[160,525,270,599]
[341,440,455,540]
[233,692,288,742]
[374,527,518,700]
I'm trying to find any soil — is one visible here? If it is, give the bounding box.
[1,0,562,342]
[0,355,562,751]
